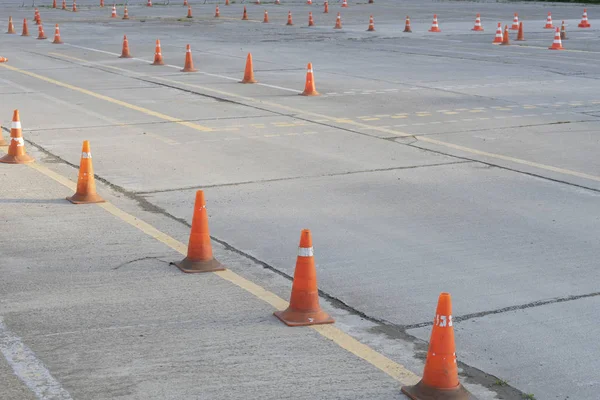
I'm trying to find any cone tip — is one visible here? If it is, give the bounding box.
[12,109,19,121]
[195,190,206,206]
[82,140,90,152]
[299,229,312,247]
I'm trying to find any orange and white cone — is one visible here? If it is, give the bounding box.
[122,6,129,20]
[0,57,7,63]
[72,1,77,12]
[516,21,525,41]
[181,44,197,72]
[173,190,225,273]
[367,15,374,31]
[52,24,63,44]
[187,5,192,18]
[286,11,293,26]
[66,141,105,204]
[579,9,591,28]
[472,13,483,31]
[62,0,66,10]
[263,10,269,23]
[401,293,473,400]
[334,12,342,29]
[511,13,519,30]
[275,0,280,4]
[147,0,152,6]
[37,25,47,40]
[300,62,319,96]
[215,5,220,18]
[225,0,229,5]
[324,1,328,13]
[119,35,132,58]
[21,19,29,36]
[34,9,40,25]
[500,24,510,45]
[549,27,563,50]
[242,6,248,20]
[308,12,315,27]
[544,12,554,29]
[307,0,312,4]
[151,39,164,65]
[429,14,440,32]
[111,5,117,18]
[240,53,257,84]
[53,0,57,8]
[492,22,503,44]
[560,21,567,40]
[273,230,334,327]
[341,0,348,7]
[0,110,34,164]
[404,15,412,32]
[100,0,104,7]
[183,0,188,5]
[256,0,260,4]
[7,17,16,34]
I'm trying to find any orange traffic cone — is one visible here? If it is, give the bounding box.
[334,12,342,29]
[34,9,40,25]
[472,13,483,31]
[21,19,29,36]
[225,0,229,5]
[215,5,220,18]
[286,11,293,26]
[560,21,567,40]
[306,11,314,26]
[240,53,257,84]
[242,6,248,20]
[404,15,412,32]
[579,9,591,28]
[300,62,319,96]
[324,1,328,13]
[0,110,34,164]
[100,0,104,7]
[544,12,554,29]
[181,44,197,72]
[53,0,57,8]
[341,0,348,7]
[147,0,152,6]
[516,21,525,41]
[151,39,164,65]
[62,0,66,10]
[173,190,225,273]
[52,24,63,44]
[7,17,15,34]
[66,141,105,204]
[122,6,129,20]
[429,14,440,32]
[492,22,503,44]
[37,25,47,40]
[187,5,192,18]
[275,0,280,4]
[511,13,519,30]
[367,15,374,31]
[119,35,132,58]
[500,24,510,45]
[549,27,564,50]
[72,1,77,12]
[183,0,188,5]
[111,5,117,18]
[274,230,334,327]
[255,0,260,4]
[263,10,269,23]
[401,293,472,400]
[307,0,312,4]
[0,57,7,63]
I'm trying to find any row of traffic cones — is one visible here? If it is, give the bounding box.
[6,18,64,43]
[492,21,566,49]
[0,108,474,398]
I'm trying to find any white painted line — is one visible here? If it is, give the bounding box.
[0,317,72,400]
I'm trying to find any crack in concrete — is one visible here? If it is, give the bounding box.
[113,256,172,270]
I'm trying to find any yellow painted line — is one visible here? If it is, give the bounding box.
[144,132,180,145]
[468,110,484,113]
[391,115,407,119]
[1,146,419,386]
[28,52,600,184]
[444,112,459,115]
[361,118,380,121]
[416,114,431,117]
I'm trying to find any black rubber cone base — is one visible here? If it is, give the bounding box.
[172,257,225,273]
[401,381,476,400]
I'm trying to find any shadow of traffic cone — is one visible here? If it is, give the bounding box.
[367,15,375,31]
[334,12,342,29]
[511,13,519,30]
[151,39,164,65]
[516,21,525,41]
[119,35,132,58]
[560,21,567,40]
[549,27,564,50]
[579,9,591,28]
[66,141,105,204]
[242,6,248,20]
[122,6,129,20]
[215,5,220,18]
[492,22,502,44]
[300,62,319,96]
[274,229,334,327]
[500,24,510,45]
[186,5,192,18]
[181,44,197,72]
[7,17,16,34]
[240,53,257,84]
[472,13,483,31]
[0,110,35,164]
[263,10,269,23]
[401,293,474,400]
[52,24,63,44]
[37,25,47,40]
[173,190,225,273]
[404,16,412,32]
[286,11,293,25]
[308,12,314,26]
[324,1,328,13]
[21,19,29,36]
[544,12,554,29]
[429,14,441,32]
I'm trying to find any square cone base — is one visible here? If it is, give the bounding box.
[273,308,335,327]
[0,154,35,164]
[401,381,476,400]
[173,257,225,273]
[66,193,106,204]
